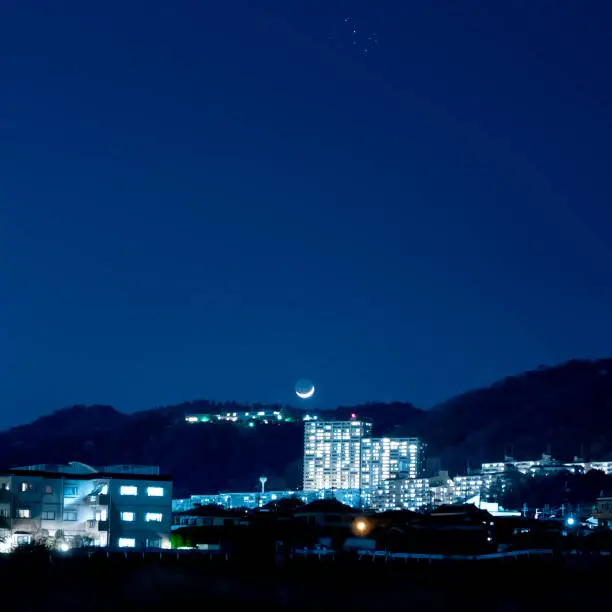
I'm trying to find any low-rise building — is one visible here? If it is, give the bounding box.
[172,505,247,529]
[0,462,172,552]
[361,437,426,507]
[481,456,612,477]
[293,499,358,528]
[595,496,612,528]
[172,488,362,512]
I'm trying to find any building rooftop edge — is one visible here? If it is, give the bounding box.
[0,468,172,482]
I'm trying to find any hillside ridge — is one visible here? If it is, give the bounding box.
[1,358,611,496]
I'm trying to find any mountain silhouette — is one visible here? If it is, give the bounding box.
[1,359,611,497]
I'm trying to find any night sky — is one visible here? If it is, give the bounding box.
[1,1,611,427]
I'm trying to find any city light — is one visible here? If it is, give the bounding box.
[566,516,576,526]
[354,519,369,535]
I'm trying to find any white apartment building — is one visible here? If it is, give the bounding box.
[361,437,426,489]
[361,437,426,507]
[452,474,486,501]
[0,462,172,552]
[303,418,373,492]
[372,471,453,512]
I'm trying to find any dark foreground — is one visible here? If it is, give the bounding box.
[2,551,609,611]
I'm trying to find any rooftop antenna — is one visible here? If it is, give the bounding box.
[544,443,552,461]
[259,476,268,495]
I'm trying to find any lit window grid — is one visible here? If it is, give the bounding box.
[362,438,426,495]
[303,420,372,491]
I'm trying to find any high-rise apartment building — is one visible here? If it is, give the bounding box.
[303,418,373,492]
[361,437,426,507]
[361,437,426,491]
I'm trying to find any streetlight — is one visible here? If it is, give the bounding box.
[354,518,370,536]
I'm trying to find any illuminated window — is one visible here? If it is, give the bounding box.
[120,486,138,496]
[20,482,32,492]
[100,485,109,495]
[147,486,164,497]
[145,512,163,522]
[118,538,135,548]
[17,508,31,518]
[64,486,79,497]
[121,511,135,522]
[63,511,77,521]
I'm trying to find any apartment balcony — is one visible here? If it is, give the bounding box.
[85,519,109,531]
[85,493,109,506]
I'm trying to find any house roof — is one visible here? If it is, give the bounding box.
[1,468,172,482]
[294,498,357,515]
[375,509,420,520]
[173,504,246,518]
[430,503,491,517]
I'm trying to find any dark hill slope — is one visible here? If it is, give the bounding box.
[418,359,612,472]
[1,359,611,494]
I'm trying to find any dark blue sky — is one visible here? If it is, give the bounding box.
[1,1,611,427]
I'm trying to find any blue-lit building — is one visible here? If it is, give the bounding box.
[172,488,362,512]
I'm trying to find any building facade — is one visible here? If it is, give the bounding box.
[361,437,426,507]
[481,456,612,477]
[303,418,373,492]
[0,462,172,552]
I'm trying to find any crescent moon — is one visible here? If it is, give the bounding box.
[296,385,315,399]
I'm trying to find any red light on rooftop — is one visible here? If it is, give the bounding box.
[351,413,356,419]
